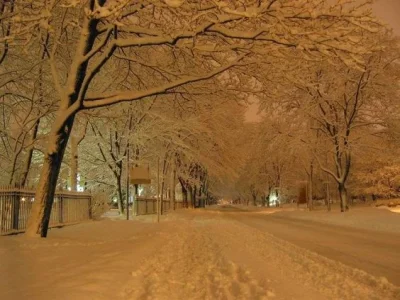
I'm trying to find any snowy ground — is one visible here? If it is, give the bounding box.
[216,205,400,286]
[1,208,399,300]
[228,203,400,233]
[268,206,400,234]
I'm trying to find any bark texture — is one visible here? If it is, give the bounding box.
[25,114,75,237]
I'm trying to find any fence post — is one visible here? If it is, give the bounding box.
[59,195,64,224]
[88,194,92,219]
[0,198,3,234]
[12,189,20,230]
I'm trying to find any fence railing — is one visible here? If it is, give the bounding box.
[0,186,96,235]
[134,198,185,216]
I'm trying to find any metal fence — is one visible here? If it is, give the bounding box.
[134,198,184,215]
[0,186,94,235]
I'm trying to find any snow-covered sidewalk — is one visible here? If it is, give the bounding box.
[1,210,399,300]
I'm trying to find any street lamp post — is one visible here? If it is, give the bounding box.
[126,146,130,220]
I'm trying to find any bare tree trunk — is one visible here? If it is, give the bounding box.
[19,119,40,187]
[182,186,188,208]
[8,130,30,185]
[171,169,176,210]
[308,179,313,211]
[266,185,272,207]
[25,1,106,237]
[308,163,314,211]
[160,155,168,214]
[187,186,192,208]
[193,185,197,208]
[252,193,257,206]
[70,121,88,191]
[160,179,165,214]
[25,115,75,237]
[325,183,331,212]
[178,177,188,208]
[338,182,348,212]
[116,174,124,215]
[187,185,194,209]
[19,40,48,187]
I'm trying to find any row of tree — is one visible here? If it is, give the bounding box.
[0,0,396,237]
[234,34,400,211]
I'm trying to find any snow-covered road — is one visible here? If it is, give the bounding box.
[1,208,399,299]
[220,206,400,286]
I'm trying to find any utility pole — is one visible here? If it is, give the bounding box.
[157,156,160,223]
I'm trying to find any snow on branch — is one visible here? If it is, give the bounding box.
[83,53,248,108]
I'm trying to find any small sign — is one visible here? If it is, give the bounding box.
[130,166,151,184]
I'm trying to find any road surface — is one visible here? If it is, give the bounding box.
[218,205,400,286]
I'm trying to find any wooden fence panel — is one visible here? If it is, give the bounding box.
[133,198,183,216]
[0,187,94,235]
[175,202,184,209]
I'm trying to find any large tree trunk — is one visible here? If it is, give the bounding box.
[25,115,75,237]
[338,182,348,212]
[25,2,106,237]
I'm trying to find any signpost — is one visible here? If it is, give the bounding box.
[129,165,152,218]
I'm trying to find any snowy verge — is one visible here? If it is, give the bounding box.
[270,207,400,234]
